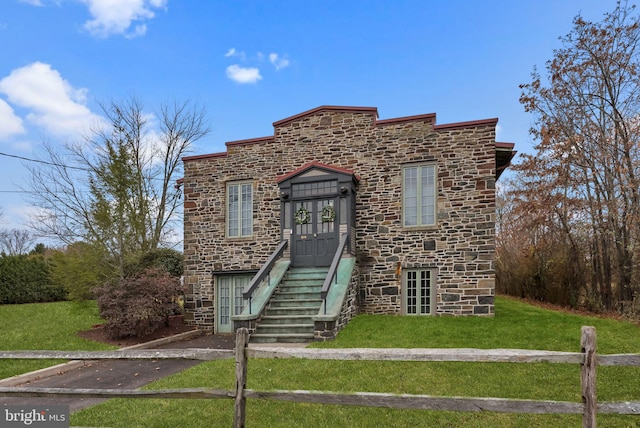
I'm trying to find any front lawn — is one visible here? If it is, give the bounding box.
[0,300,116,379]
[72,296,640,427]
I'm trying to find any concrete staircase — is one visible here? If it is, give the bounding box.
[250,267,328,343]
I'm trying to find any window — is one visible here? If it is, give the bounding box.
[227,182,253,237]
[404,269,435,315]
[403,165,436,227]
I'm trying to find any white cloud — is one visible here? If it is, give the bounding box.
[269,53,290,71]
[226,65,262,84]
[0,98,26,140]
[0,62,102,136]
[19,0,44,5]
[225,48,246,60]
[80,0,167,38]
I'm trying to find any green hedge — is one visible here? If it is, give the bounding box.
[0,254,67,304]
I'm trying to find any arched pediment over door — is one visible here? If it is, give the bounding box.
[277,162,359,267]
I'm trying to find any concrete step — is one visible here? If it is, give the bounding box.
[275,290,321,299]
[264,306,319,316]
[283,271,328,281]
[278,284,323,293]
[255,323,314,335]
[248,266,328,344]
[268,299,322,308]
[260,315,314,325]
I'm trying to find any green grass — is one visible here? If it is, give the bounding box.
[71,296,640,427]
[0,300,116,379]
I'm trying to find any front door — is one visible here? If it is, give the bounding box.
[292,198,338,266]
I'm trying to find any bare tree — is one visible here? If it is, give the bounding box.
[26,97,209,276]
[516,1,640,311]
[0,229,35,256]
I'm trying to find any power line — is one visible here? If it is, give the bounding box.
[0,151,91,171]
[0,150,180,184]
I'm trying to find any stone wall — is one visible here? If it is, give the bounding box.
[183,106,498,329]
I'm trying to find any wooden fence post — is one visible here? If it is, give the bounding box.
[581,326,597,428]
[234,328,249,428]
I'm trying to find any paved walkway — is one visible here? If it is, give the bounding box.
[0,332,236,412]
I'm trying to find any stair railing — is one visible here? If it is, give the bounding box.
[243,240,288,315]
[320,233,349,314]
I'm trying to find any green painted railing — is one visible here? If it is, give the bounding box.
[321,233,349,314]
[243,240,288,314]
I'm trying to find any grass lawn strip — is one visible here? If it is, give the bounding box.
[0,300,116,379]
[71,296,640,427]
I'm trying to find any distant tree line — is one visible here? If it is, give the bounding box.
[497,1,640,318]
[0,236,183,305]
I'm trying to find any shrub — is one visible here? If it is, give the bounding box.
[49,242,116,301]
[94,268,184,339]
[127,248,184,278]
[0,254,67,304]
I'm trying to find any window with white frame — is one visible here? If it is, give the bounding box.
[227,182,253,238]
[402,164,436,227]
[404,269,435,315]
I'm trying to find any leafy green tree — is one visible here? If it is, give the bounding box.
[129,248,184,278]
[49,242,115,301]
[27,97,209,277]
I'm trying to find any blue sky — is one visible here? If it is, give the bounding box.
[0,0,617,236]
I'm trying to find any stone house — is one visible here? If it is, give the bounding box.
[181,105,515,342]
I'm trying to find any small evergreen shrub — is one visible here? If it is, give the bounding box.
[0,254,67,304]
[94,268,184,339]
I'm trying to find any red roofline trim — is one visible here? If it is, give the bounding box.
[273,105,379,127]
[276,161,361,184]
[496,142,515,149]
[376,113,436,126]
[433,118,498,130]
[226,136,274,147]
[182,152,227,162]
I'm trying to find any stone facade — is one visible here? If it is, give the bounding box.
[182,106,514,331]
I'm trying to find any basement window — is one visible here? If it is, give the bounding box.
[403,269,436,315]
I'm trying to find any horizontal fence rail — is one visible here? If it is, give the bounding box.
[1,327,640,428]
[0,349,233,361]
[247,347,587,364]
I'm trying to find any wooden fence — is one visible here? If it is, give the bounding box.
[1,326,640,427]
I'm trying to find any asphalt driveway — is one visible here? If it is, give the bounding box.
[0,332,235,412]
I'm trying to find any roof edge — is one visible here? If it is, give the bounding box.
[376,113,436,126]
[273,105,379,127]
[226,136,274,147]
[434,118,499,130]
[496,142,515,149]
[183,152,227,162]
[276,161,361,184]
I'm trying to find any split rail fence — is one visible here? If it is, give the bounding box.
[1,326,640,427]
